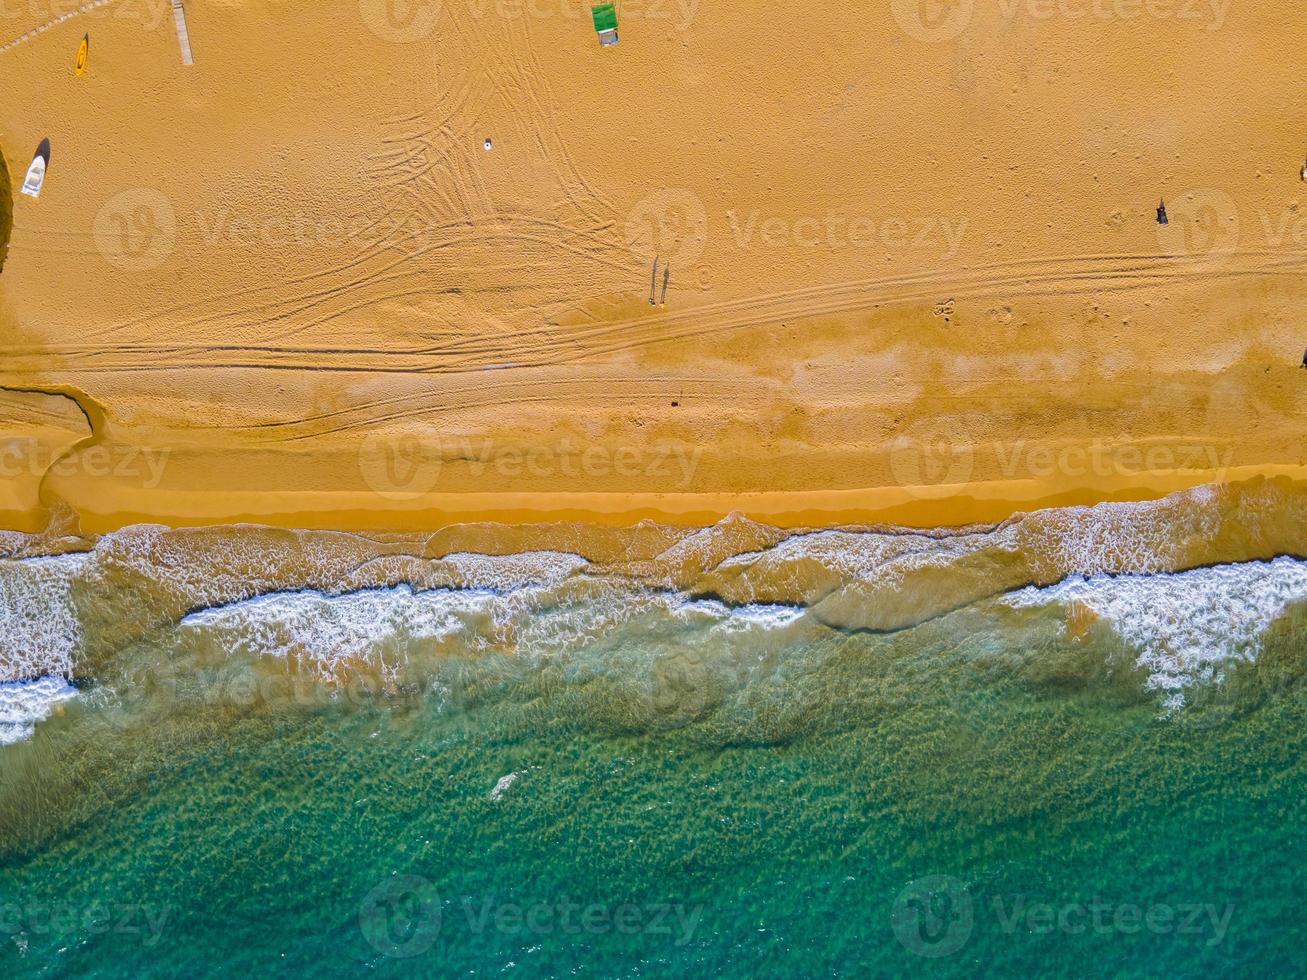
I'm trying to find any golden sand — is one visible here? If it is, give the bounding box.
[0,1,1305,534]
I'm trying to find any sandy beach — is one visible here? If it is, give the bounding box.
[1,0,1305,534]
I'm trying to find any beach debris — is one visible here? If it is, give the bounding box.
[172,0,193,65]
[484,137,493,150]
[20,140,50,200]
[1301,158,1307,181]
[649,257,659,305]
[592,3,618,46]
[660,263,670,304]
[1301,347,1306,368]
[489,772,520,802]
[74,33,88,76]
[1156,199,1168,225]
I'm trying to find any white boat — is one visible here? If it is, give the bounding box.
[20,139,49,199]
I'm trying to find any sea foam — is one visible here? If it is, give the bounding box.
[0,677,77,745]
[0,555,88,683]
[1003,556,1307,705]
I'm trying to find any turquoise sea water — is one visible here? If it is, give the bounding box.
[0,505,1304,977]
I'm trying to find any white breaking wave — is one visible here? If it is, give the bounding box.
[676,599,808,632]
[0,677,77,745]
[434,551,589,590]
[1003,556,1307,706]
[0,555,89,683]
[713,489,1222,595]
[1028,485,1222,576]
[179,578,812,678]
[181,585,502,679]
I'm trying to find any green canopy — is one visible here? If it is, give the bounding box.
[592,3,618,32]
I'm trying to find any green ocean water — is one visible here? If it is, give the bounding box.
[1,573,1304,979]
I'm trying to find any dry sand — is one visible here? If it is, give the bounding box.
[0,0,1305,534]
